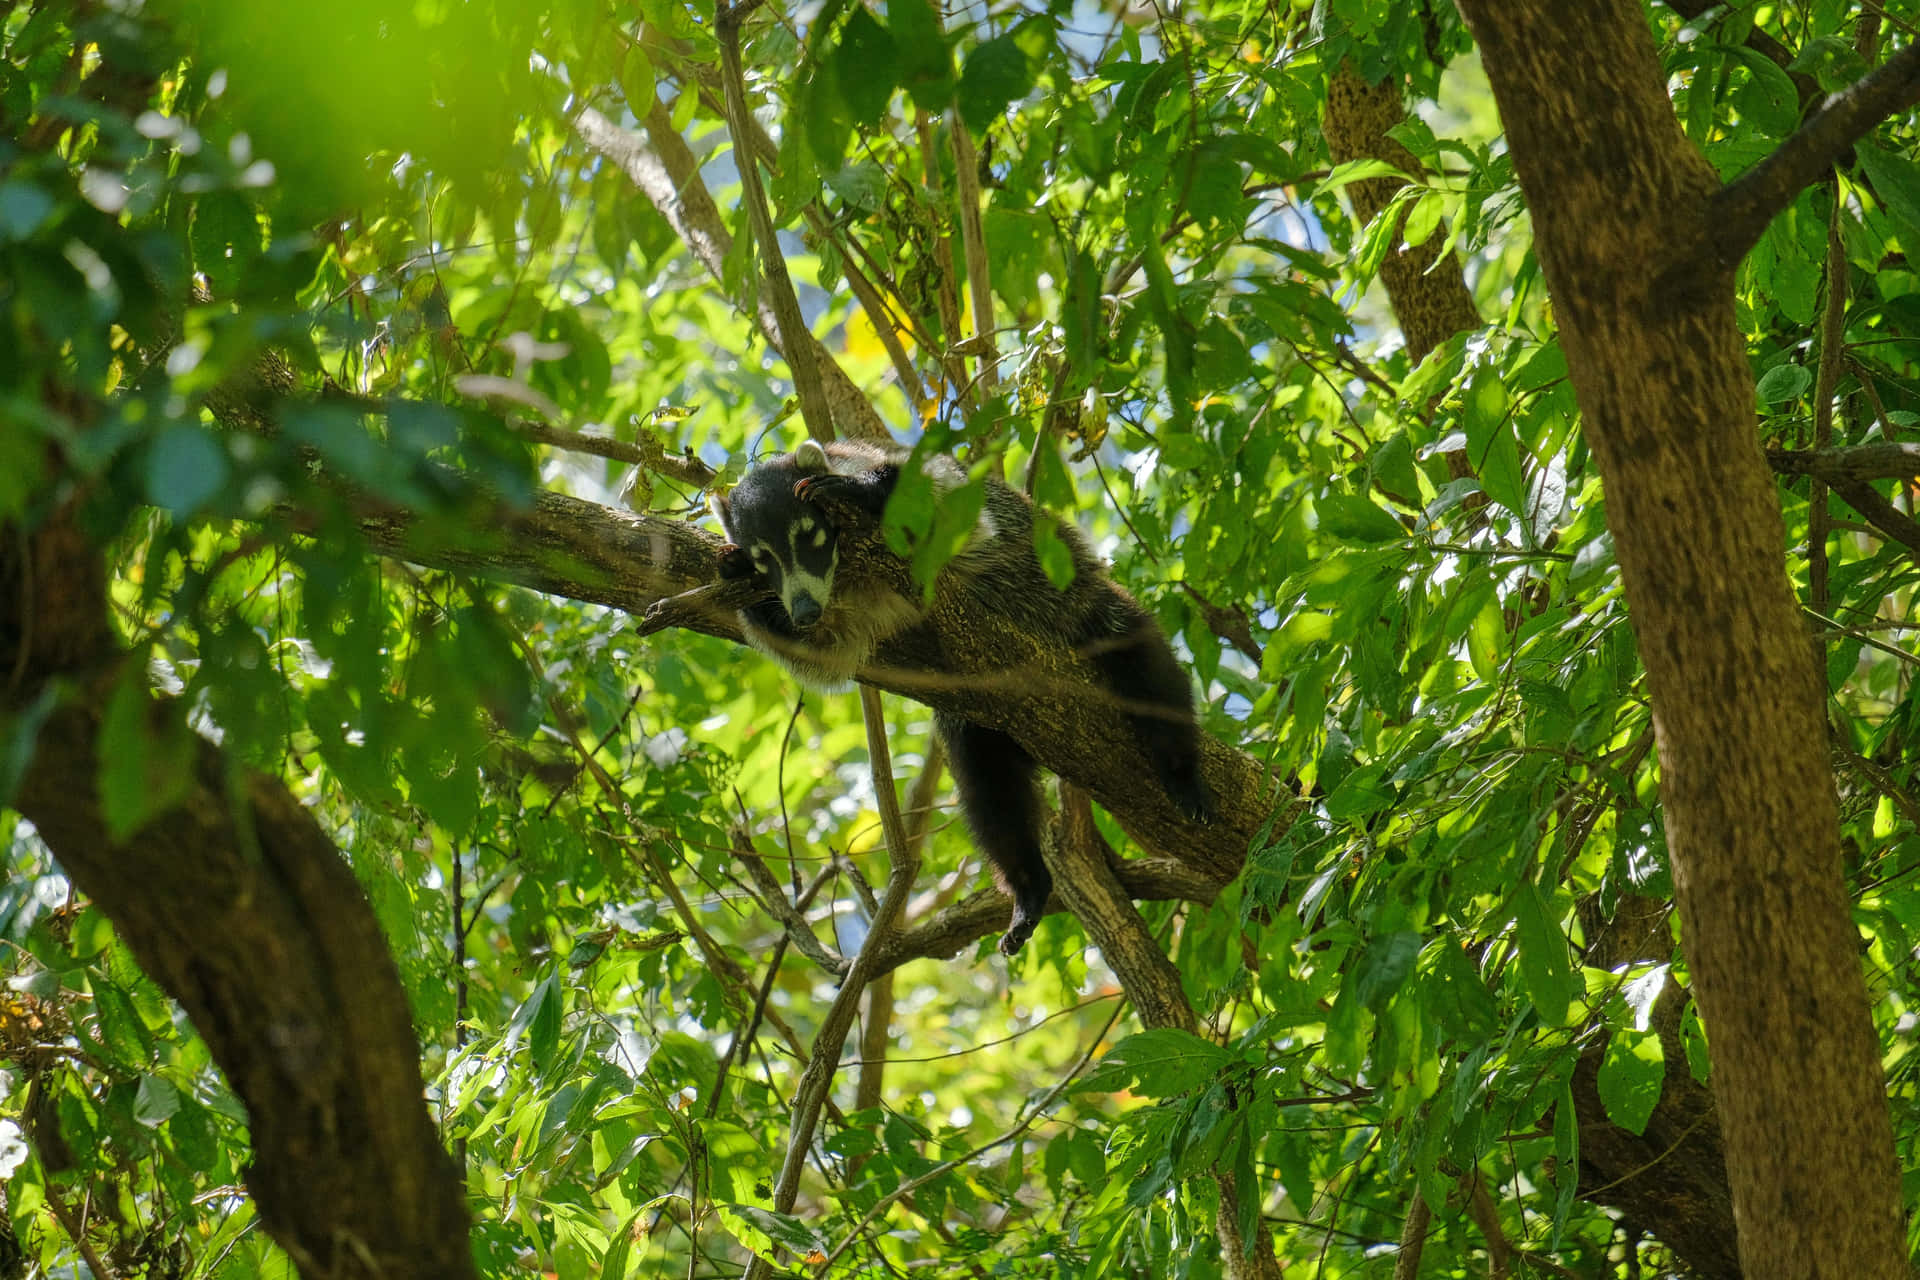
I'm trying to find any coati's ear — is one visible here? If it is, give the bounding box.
[794,439,829,474]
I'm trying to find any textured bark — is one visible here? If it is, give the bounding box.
[1321,68,1483,364]
[1,511,475,1280]
[1452,4,1907,1275]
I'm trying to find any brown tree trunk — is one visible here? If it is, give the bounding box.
[1451,3,1907,1275]
[2,509,478,1280]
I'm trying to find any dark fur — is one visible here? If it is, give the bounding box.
[713,439,1207,955]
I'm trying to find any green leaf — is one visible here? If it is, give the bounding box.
[957,34,1030,133]
[620,46,655,110]
[1755,362,1812,403]
[145,425,231,516]
[1370,431,1421,505]
[834,7,896,126]
[98,667,192,841]
[1513,882,1579,1026]
[1316,493,1405,543]
[1462,370,1527,517]
[1033,519,1076,589]
[135,1074,181,1127]
[1350,930,1420,1011]
[1859,140,1920,240]
[1086,1028,1231,1097]
[888,0,952,110]
[169,1097,218,1172]
[716,1205,828,1264]
[1596,1027,1665,1134]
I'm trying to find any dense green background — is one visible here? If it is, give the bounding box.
[3,0,1918,1275]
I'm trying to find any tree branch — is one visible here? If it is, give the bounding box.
[573,102,889,441]
[1710,40,1920,267]
[747,686,920,1280]
[715,5,832,443]
[1766,441,1920,483]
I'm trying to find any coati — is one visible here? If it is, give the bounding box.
[711,437,1206,956]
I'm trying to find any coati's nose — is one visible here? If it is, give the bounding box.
[788,594,823,626]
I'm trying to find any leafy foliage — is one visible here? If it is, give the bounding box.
[3,0,1920,1276]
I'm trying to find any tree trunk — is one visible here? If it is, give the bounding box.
[1451,3,1907,1275]
[1,509,478,1280]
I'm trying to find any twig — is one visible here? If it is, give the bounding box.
[732,829,851,976]
[1809,179,1849,624]
[515,420,716,487]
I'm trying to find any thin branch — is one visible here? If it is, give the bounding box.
[516,420,717,488]
[715,7,832,443]
[746,687,921,1280]
[1809,179,1849,622]
[950,114,999,397]
[1710,40,1920,266]
[732,829,851,977]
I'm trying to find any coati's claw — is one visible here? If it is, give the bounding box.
[999,912,1037,956]
[793,474,851,504]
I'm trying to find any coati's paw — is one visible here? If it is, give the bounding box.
[717,543,756,580]
[1163,762,1215,825]
[999,912,1037,957]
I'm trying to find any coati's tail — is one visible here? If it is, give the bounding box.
[936,709,1053,956]
[1078,601,1212,823]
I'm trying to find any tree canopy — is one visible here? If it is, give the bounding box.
[3,0,1920,1277]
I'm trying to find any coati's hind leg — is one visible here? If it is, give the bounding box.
[935,709,1052,956]
[1079,605,1212,823]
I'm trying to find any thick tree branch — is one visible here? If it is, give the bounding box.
[1766,441,1920,483]
[360,483,1276,896]
[1710,40,1920,267]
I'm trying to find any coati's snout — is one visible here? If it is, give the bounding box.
[786,592,823,626]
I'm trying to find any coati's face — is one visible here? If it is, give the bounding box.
[714,445,839,628]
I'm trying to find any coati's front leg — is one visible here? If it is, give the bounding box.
[788,440,900,522]
[935,709,1052,956]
